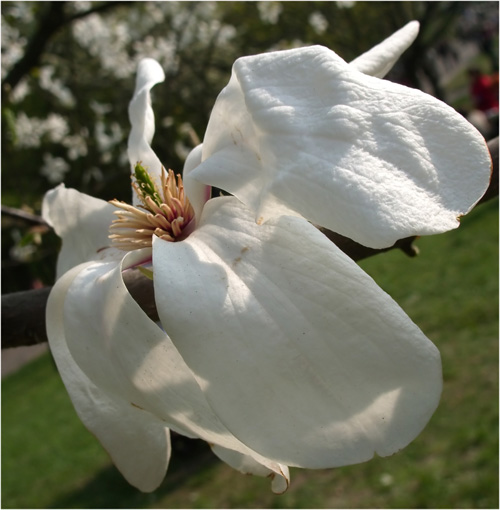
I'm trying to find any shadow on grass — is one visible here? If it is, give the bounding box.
[48,436,219,509]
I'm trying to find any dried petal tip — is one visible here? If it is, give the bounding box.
[109,164,195,251]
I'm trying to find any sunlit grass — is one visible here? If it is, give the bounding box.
[2,199,498,509]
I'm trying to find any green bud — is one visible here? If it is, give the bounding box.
[133,163,162,206]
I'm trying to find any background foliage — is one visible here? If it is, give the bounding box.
[2,1,498,509]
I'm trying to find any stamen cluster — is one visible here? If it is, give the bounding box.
[109,163,195,251]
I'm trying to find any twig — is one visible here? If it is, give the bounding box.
[1,205,49,226]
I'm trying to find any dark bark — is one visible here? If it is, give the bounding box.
[1,269,157,349]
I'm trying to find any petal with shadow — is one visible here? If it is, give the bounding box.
[55,248,290,490]
[42,185,119,279]
[193,46,490,248]
[46,261,171,492]
[153,196,442,467]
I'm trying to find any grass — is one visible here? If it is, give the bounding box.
[2,198,498,509]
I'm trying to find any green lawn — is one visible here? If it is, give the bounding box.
[2,199,498,509]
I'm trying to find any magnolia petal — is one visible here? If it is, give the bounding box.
[57,248,291,488]
[350,21,419,78]
[183,144,212,224]
[153,196,442,468]
[211,444,290,494]
[46,261,171,492]
[42,184,120,279]
[128,58,165,203]
[193,45,490,248]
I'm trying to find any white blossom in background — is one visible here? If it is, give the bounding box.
[257,1,283,24]
[174,139,191,161]
[1,20,26,78]
[175,1,217,48]
[95,120,124,164]
[217,24,238,45]
[174,122,200,161]
[71,2,235,81]
[133,35,179,74]
[9,78,30,103]
[379,472,394,487]
[309,11,329,35]
[198,19,227,47]
[44,114,70,144]
[3,0,34,22]
[14,112,69,148]
[337,1,356,8]
[9,228,38,263]
[72,14,135,78]
[81,166,104,187]
[39,66,76,108]
[62,130,89,161]
[1,2,33,77]
[90,101,113,117]
[40,153,70,183]
[43,22,491,495]
[68,1,92,14]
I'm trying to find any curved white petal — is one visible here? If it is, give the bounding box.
[153,196,442,468]
[193,45,491,248]
[211,444,289,494]
[183,143,212,223]
[46,261,171,492]
[42,185,120,279]
[350,21,419,78]
[128,58,165,203]
[55,247,289,491]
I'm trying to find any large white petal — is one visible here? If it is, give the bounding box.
[193,45,491,248]
[350,21,419,78]
[128,58,165,204]
[153,196,442,467]
[42,185,120,279]
[46,261,171,492]
[57,248,289,491]
[183,144,212,224]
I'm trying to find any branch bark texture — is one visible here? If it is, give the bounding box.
[2,137,498,350]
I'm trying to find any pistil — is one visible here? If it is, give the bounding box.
[109,163,195,251]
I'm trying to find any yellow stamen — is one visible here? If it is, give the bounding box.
[109,166,195,251]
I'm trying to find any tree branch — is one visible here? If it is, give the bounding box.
[2,2,67,101]
[1,205,49,225]
[2,138,497,350]
[1,269,157,350]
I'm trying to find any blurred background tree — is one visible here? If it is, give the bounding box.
[2,1,498,294]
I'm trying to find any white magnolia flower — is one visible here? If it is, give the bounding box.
[43,22,491,493]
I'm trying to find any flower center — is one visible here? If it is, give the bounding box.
[109,163,195,251]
